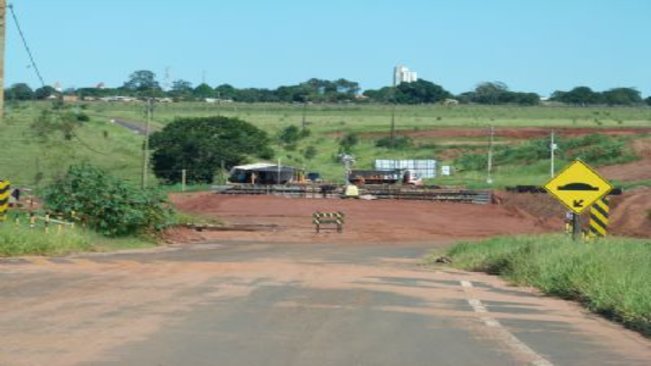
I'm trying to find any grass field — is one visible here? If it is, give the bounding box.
[430,234,651,336]
[2,101,650,187]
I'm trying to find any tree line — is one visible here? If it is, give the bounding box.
[5,69,651,106]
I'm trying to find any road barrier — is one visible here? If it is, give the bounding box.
[589,198,609,238]
[313,211,345,233]
[0,180,9,222]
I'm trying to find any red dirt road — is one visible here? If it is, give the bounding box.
[169,193,558,244]
[357,126,651,140]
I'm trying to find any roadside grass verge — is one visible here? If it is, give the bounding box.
[0,222,91,256]
[0,212,157,257]
[429,234,651,336]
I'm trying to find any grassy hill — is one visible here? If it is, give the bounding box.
[2,101,650,189]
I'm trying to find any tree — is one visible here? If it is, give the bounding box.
[34,85,57,100]
[473,82,509,105]
[214,84,237,100]
[5,83,34,100]
[645,96,651,106]
[149,116,274,184]
[602,87,642,106]
[169,79,193,100]
[395,79,452,104]
[557,86,603,105]
[193,83,214,99]
[122,70,161,95]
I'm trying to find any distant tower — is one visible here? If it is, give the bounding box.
[393,65,418,86]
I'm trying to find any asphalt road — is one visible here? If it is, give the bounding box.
[1,242,649,365]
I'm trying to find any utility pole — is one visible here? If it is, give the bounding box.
[486,125,494,184]
[141,98,152,189]
[550,130,556,178]
[301,101,307,130]
[0,0,6,118]
[390,102,396,144]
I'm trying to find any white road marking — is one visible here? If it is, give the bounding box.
[461,280,473,288]
[461,280,554,366]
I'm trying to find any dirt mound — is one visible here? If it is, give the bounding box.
[498,189,651,238]
[599,138,651,181]
[354,127,651,140]
[609,188,651,238]
[169,192,553,244]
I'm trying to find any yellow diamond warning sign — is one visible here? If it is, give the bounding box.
[544,160,613,214]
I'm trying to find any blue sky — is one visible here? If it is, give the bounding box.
[5,0,651,96]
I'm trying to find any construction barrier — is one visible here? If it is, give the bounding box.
[589,197,609,238]
[0,180,9,222]
[313,211,345,233]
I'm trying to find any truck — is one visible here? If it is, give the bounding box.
[348,169,422,186]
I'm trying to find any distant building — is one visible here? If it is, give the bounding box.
[393,65,418,86]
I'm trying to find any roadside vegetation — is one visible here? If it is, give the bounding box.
[430,235,651,336]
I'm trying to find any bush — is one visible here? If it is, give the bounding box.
[339,132,359,152]
[44,163,174,237]
[76,112,90,122]
[303,145,317,160]
[375,136,413,150]
[454,153,487,171]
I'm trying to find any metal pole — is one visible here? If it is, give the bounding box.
[181,169,186,192]
[277,158,281,185]
[390,103,396,144]
[550,130,555,178]
[572,213,581,241]
[141,98,152,189]
[487,125,494,184]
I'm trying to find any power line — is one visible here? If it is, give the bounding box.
[7,3,45,87]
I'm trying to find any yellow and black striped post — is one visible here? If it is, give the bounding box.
[589,197,609,238]
[0,180,10,222]
[313,211,345,233]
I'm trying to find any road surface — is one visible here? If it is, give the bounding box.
[1,241,649,365]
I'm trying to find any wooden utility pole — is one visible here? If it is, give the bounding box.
[0,0,6,118]
[141,98,152,189]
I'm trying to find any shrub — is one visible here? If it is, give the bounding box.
[303,145,318,160]
[454,153,487,171]
[375,135,413,150]
[339,132,359,152]
[44,163,174,237]
[76,112,90,122]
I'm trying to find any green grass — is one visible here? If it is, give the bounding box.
[2,101,650,187]
[430,235,651,336]
[1,101,154,187]
[0,221,91,256]
[0,211,156,256]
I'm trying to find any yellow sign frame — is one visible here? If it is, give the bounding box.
[543,160,613,214]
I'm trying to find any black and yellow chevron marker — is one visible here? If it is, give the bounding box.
[0,180,10,222]
[313,211,345,233]
[589,197,609,237]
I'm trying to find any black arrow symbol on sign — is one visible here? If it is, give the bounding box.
[573,199,584,208]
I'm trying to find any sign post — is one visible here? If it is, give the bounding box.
[543,160,613,241]
[0,180,10,222]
